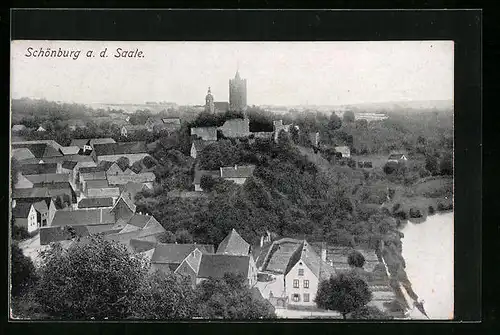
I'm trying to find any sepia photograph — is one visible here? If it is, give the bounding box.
[9,40,454,321]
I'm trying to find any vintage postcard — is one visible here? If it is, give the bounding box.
[10,40,454,320]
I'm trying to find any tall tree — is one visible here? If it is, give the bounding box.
[35,236,149,320]
[11,243,37,297]
[328,113,342,131]
[439,153,453,176]
[425,154,439,176]
[315,273,372,319]
[342,110,355,123]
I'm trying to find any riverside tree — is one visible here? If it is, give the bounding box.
[315,273,372,319]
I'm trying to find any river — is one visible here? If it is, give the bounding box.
[400,211,454,320]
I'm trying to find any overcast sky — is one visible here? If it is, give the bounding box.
[11,41,453,106]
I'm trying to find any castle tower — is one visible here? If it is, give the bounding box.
[205,87,215,113]
[229,70,247,113]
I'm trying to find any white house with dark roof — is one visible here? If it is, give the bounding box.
[257,238,335,307]
[12,201,38,233]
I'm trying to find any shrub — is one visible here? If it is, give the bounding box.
[428,205,435,215]
[393,210,408,220]
[12,225,30,241]
[347,251,366,268]
[409,208,422,218]
[350,305,392,320]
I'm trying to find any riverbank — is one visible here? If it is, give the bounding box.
[385,176,453,223]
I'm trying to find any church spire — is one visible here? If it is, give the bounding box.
[235,62,241,80]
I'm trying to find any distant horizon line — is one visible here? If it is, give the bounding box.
[12,96,454,109]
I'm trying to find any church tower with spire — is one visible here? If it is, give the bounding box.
[205,86,215,113]
[229,69,247,113]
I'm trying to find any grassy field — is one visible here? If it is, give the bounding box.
[386,176,453,222]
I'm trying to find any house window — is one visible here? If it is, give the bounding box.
[293,279,299,288]
[303,280,309,289]
[292,294,300,302]
[303,293,310,302]
[298,268,304,276]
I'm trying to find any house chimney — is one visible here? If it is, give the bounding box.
[234,164,238,170]
[12,199,16,208]
[321,248,327,263]
[260,235,264,247]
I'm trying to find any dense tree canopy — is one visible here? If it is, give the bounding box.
[195,273,276,319]
[11,243,37,297]
[35,236,148,320]
[315,273,372,319]
[157,231,177,244]
[128,270,197,320]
